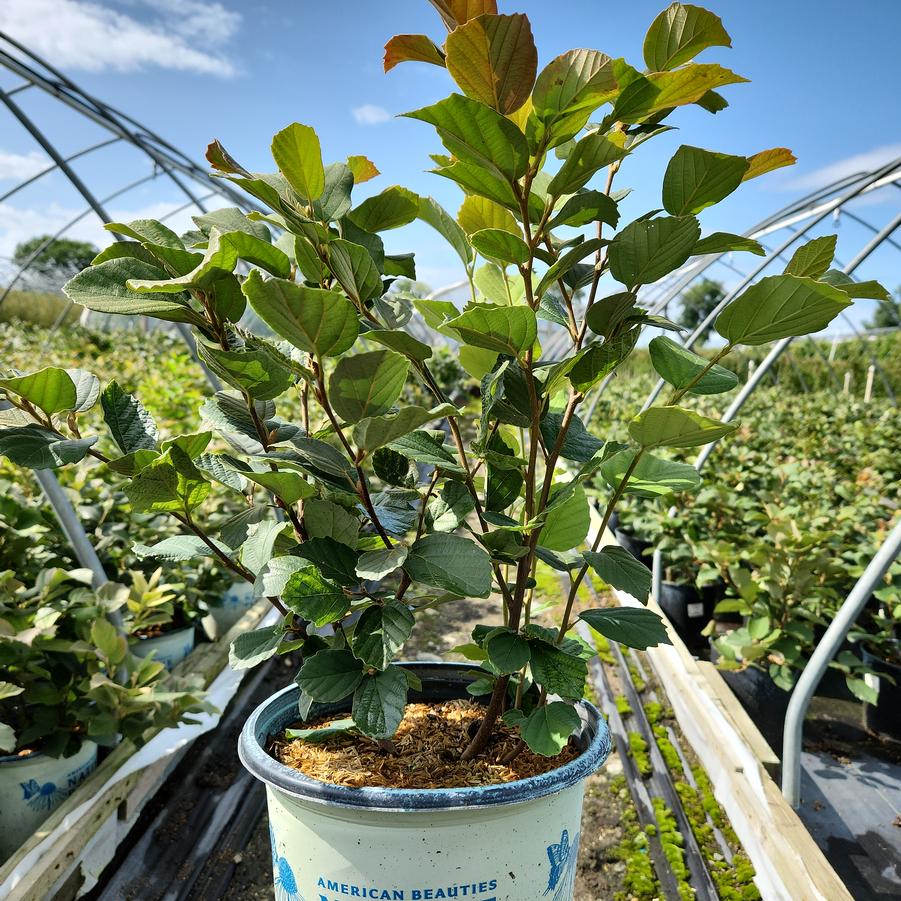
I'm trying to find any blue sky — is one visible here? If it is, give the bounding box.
[0,0,899,325]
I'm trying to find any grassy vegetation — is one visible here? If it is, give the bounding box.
[0,289,81,328]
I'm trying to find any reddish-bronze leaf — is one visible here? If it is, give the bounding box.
[205,139,249,176]
[383,34,446,72]
[430,0,498,31]
[445,13,537,115]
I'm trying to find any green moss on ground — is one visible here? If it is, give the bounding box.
[610,775,660,901]
[615,694,633,716]
[628,731,652,777]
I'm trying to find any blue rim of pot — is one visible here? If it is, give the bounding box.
[239,661,611,812]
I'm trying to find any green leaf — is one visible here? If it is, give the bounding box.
[580,607,670,649]
[124,446,209,514]
[846,676,878,706]
[469,228,530,265]
[549,191,620,230]
[294,537,360,586]
[568,328,640,392]
[418,196,474,267]
[315,163,354,222]
[270,122,325,202]
[458,195,519,236]
[364,330,432,363]
[648,336,738,395]
[296,649,364,702]
[693,232,765,256]
[133,535,225,561]
[351,601,415,670]
[229,625,283,670]
[609,216,700,288]
[91,617,127,664]
[535,238,608,300]
[352,666,408,738]
[194,207,271,242]
[529,641,587,699]
[783,235,837,279]
[285,718,357,743]
[127,228,291,292]
[244,470,316,505]
[404,532,493,597]
[0,426,96,470]
[629,406,737,448]
[348,186,419,232]
[821,270,890,301]
[0,367,76,415]
[304,498,360,547]
[539,484,590,552]
[327,239,384,305]
[715,275,853,346]
[428,481,476,531]
[388,430,463,472]
[531,50,622,144]
[445,13,537,115]
[584,292,637,338]
[518,701,581,756]
[404,94,529,181]
[282,568,350,627]
[353,404,458,453]
[446,304,536,357]
[547,132,628,197]
[486,631,531,674]
[601,449,701,498]
[196,340,293,401]
[67,369,101,412]
[612,65,748,124]
[355,546,409,580]
[105,218,183,248]
[242,269,359,357]
[328,349,409,424]
[63,259,204,325]
[540,412,604,463]
[643,3,732,71]
[662,145,748,216]
[583,547,651,603]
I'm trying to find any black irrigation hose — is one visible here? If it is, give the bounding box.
[568,573,719,900]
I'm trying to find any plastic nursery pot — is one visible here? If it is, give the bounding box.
[613,528,653,565]
[658,581,718,650]
[0,739,98,860]
[240,662,611,901]
[861,642,901,741]
[130,624,196,670]
[711,644,791,752]
[204,582,257,640]
[811,623,860,702]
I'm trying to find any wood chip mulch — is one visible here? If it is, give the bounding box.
[273,699,580,789]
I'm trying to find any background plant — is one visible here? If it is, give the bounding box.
[0,1,886,761]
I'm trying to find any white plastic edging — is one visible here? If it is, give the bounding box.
[0,608,279,897]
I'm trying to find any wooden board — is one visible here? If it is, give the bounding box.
[0,598,273,901]
[581,505,850,899]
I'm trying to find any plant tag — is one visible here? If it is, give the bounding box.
[686,602,705,619]
[865,673,881,696]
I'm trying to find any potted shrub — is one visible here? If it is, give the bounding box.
[0,567,209,860]
[0,1,881,895]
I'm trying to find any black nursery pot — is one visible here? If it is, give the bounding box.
[861,643,901,741]
[658,581,718,649]
[614,527,653,565]
[710,644,792,752]
[811,623,859,701]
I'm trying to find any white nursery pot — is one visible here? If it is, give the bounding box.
[240,663,611,901]
[204,582,257,639]
[0,739,98,860]
[130,625,196,670]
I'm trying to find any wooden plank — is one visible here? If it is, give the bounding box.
[0,598,273,900]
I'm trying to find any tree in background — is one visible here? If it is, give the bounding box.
[12,236,98,286]
[865,286,901,330]
[676,278,725,344]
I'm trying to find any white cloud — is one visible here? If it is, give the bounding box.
[352,104,391,126]
[0,199,196,263]
[787,144,901,191]
[0,150,50,182]
[0,0,241,77]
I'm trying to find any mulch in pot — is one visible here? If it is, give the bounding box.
[273,699,580,789]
